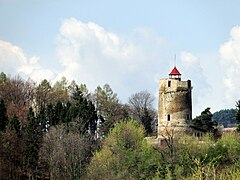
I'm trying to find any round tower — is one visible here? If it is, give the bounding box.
[158,66,192,138]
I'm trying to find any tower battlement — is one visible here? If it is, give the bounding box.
[159,79,191,92]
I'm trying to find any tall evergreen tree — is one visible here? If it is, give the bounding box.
[128,90,156,135]
[69,85,98,135]
[62,101,72,123]
[54,101,64,125]
[24,107,42,174]
[45,104,54,128]
[87,101,98,135]
[52,76,69,103]
[142,107,153,135]
[94,84,120,136]
[10,114,21,136]
[192,107,217,132]
[0,99,8,132]
[36,79,52,107]
[235,100,240,131]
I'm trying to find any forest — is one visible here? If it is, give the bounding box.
[0,72,240,180]
[212,109,236,128]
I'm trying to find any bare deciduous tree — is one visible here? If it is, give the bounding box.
[39,125,95,179]
[128,90,156,135]
[128,90,154,118]
[0,76,35,126]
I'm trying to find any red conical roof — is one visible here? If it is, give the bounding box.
[169,66,181,75]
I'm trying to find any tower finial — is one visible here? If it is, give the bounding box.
[174,54,177,67]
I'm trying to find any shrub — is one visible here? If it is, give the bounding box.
[87,119,160,179]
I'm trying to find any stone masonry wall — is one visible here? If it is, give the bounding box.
[158,78,192,137]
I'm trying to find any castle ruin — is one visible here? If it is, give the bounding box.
[158,66,193,139]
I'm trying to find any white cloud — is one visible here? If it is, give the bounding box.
[180,52,198,64]
[0,40,54,82]
[219,25,240,105]
[56,18,229,115]
[0,40,27,71]
[179,51,210,115]
[56,18,168,101]
[4,18,235,115]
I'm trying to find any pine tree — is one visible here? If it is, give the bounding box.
[54,101,63,125]
[94,84,120,137]
[235,100,240,131]
[10,114,21,135]
[128,90,156,135]
[69,85,98,135]
[45,104,54,128]
[142,108,153,135]
[0,99,8,132]
[192,107,217,132]
[24,107,42,174]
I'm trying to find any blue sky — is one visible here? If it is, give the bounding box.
[1,0,240,116]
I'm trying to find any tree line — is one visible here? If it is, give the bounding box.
[1,71,240,179]
[212,109,236,128]
[0,72,156,179]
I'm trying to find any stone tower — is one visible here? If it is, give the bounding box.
[158,66,192,138]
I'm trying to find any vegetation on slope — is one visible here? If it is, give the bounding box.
[212,109,236,128]
[1,72,240,179]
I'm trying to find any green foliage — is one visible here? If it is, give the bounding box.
[0,72,7,83]
[128,90,156,135]
[79,83,90,98]
[87,119,160,179]
[24,107,43,173]
[235,100,240,128]
[216,133,240,162]
[169,133,214,178]
[192,107,217,132]
[36,79,53,107]
[69,86,98,135]
[217,162,240,180]
[0,99,8,132]
[237,124,240,131]
[52,76,69,103]
[34,85,98,135]
[53,101,63,125]
[212,109,236,127]
[186,157,217,180]
[44,102,70,128]
[174,133,240,179]
[94,84,121,136]
[2,72,240,179]
[10,114,21,135]
[142,107,153,134]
